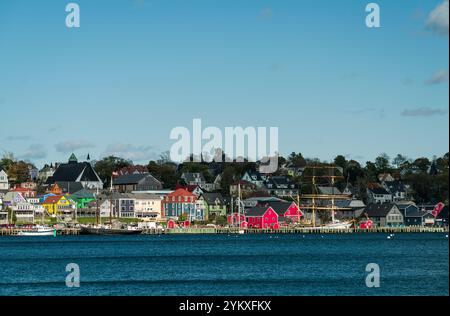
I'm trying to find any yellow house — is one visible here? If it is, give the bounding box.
[42,195,74,215]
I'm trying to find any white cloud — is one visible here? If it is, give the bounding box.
[401,107,447,117]
[103,143,157,162]
[55,140,95,153]
[21,144,47,160]
[426,69,449,84]
[426,0,449,36]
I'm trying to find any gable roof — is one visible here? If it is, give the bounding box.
[436,205,449,219]
[43,195,63,204]
[383,180,406,193]
[259,201,292,214]
[70,188,95,200]
[245,206,276,217]
[55,181,84,194]
[368,187,391,195]
[113,173,161,187]
[200,192,225,205]
[167,188,196,198]
[365,203,398,217]
[48,161,101,184]
[405,208,433,218]
[181,172,205,183]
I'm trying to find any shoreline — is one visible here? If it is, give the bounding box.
[0,226,448,236]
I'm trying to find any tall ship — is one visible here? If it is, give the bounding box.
[298,165,354,229]
[80,176,143,235]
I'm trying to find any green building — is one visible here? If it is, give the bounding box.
[69,189,96,209]
[198,192,227,221]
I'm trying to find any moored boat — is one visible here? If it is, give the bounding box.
[17,225,56,236]
[80,224,143,235]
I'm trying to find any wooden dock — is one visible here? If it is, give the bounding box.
[0,228,80,236]
[1,226,447,236]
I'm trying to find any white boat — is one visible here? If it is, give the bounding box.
[321,220,353,229]
[17,225,56,236]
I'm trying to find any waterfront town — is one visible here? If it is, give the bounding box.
[0,151,448,234]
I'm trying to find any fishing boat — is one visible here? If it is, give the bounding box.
[17,225,56,236]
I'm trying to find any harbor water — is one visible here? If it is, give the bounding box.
[0,233,448,296]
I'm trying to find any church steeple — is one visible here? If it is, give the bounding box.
[68,153,78,164]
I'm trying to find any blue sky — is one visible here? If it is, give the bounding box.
[0,0,448,168]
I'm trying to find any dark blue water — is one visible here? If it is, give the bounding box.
[0,234,448,296]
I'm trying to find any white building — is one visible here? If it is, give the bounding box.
[133,193,163,219]
[0,169,9,191]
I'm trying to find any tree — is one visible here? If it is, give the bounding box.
[374,153,391,173]
[220,166,239,195]
[147,161,179,189]
[392,154,407,169]
[288,152,307,167]
[94,156,132,187]
[334,155,347,171]
[413,157,431,173]
[7,161,33,184]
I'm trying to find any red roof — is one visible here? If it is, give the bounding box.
[43,195,63,204]
[11,187,34,192]
[167,188,196,198]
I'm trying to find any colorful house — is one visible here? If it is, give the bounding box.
[227,213,246,226]
[259,201,303,223]
[245,206,280,229]
[11,187,36,198]
[42,195,76,215]
[163,188,202,221]
[69,189,96,209]
[197,192,227,220]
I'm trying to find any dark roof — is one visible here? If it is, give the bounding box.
[368,187,391,195]
[404,208,433,218]
[365,203,397,217]
[437,206,449,219]
[55,181,84,194]
[48,161,100,184]
[384,180,406,193]
[69,188,95,199]
[113,173,161,188]
[245,206,273,217]
[182,173,205,183]
[113,174,147,185]
[200,192,225,205]
[259,201,291,215]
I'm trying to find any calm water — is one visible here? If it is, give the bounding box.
[0,233,448,296]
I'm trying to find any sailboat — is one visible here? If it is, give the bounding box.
[80,176,143,235]
[299,165,354,230]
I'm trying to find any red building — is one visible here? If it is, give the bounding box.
[245,206,280,229]
[11,186,36,198]
[260,201,303,223]
[227,213,246,226]
[163,188,202,220]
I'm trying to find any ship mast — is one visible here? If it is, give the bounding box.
[299,165,351,227]
[109,175,113,226]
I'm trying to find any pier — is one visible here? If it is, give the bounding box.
[1,226,447,236]
[0,228,80,236]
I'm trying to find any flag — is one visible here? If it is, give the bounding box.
[432,202,445,218]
